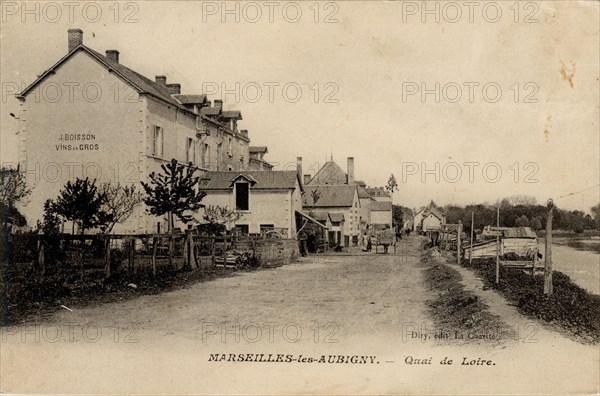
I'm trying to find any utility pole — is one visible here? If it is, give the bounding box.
[495,206,500,284]
[469,211,474,266]
[544,199,554,295]
[457,220,462,265]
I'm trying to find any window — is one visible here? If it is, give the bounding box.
[235,224,249,235]
[202,143,209,168]
[186,137,195,163]
[235,182,249,211]
[152,125,163,157]
[228,138,233,156]
[260,224,275,232]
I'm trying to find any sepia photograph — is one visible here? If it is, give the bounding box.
[0,1,599,394]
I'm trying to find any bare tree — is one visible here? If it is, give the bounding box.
[200,205,243,235]
[98,183,143,234]
[0,167,31,207]
[297,189,321,236]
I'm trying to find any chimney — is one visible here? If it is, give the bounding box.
[166,83,181,95]
[304,174,312,185]
[214,99,223,109]
[68,28,83,52]
[347,157,355,185]
[240,129,248,138]
[155,75,167,86]
[105,50,119,63]
[296,157,303,185]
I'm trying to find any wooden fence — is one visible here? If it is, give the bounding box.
[7,232,299,278]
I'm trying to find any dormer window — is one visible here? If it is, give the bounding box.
[235,182,249,211]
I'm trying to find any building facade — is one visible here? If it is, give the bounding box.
[199,170,303,238]
[16,29,256,233]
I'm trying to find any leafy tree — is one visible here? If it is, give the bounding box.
[51,177,106,234]
[98,183,143,234]
[392,204,404,226]
[36,199,62,235]
[515,215,531,228]
[1,167,31,231]
[592,203,600,230]
[141,159,206,235]
[531,216,543,231]
[386,174,398,194]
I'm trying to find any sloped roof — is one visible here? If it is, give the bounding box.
[174,94,208,105]
[297,211,328,228]
[307,160,348,185]
[249,146,268,153]
[311,211,332,224]
[200,171,300,190]
[302,185,357,207]
[482,227,536,238]
[18,45,192,112]
[427,206,445,220]
[221,110,242,119]
[329,213,345,223]
[371,201,392,211]
[200,106,221,116]
[357,185,373,199]
[504,227,536,238]
[366,187,391,198]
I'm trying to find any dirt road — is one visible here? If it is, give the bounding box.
[1,237,598,394]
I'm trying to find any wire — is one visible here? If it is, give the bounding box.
[555,184,600,201]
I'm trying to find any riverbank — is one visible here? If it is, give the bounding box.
[465,258,600,344]
[422,250,511,345]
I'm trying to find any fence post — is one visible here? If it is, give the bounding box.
[495,206,500,284]
[469,212,474,266]
[211,237,216,267]
[128,238,136,275]
[37,235,45,274]
[544,199,554,295]
[457,221,462,265]
[168,235,174,269]
[183,233,189,270]
[104,236,111,279]
[152,235,158,277]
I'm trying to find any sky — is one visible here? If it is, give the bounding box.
[1,0,599,212]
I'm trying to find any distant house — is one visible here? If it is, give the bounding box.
[303,157,392,237]
[199,170,302,238]
[302,184,360,247]
[306,159,351,185]
[248,146,274,171]
[370,201,393,229]
[365,187,391,202]
[413,203,446,232]
[356,184,374,225]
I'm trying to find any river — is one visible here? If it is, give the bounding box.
[538,237,600,295]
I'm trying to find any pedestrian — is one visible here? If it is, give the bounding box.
[299,230,308,256]
[366,234,372,252]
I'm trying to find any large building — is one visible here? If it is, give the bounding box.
[15,29,270,233]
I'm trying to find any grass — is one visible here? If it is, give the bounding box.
[421,250,510,344]
[1,261,238,326]
[466,258,600,344]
